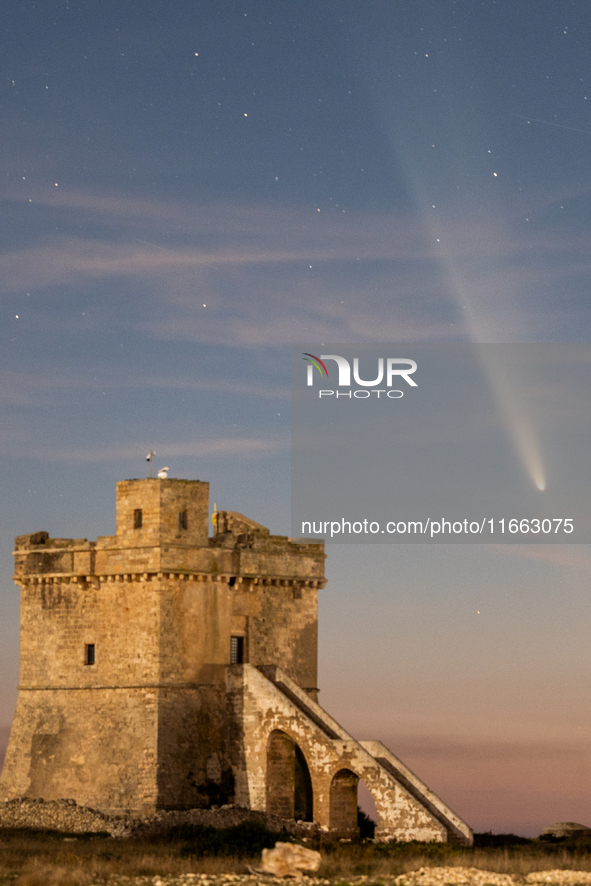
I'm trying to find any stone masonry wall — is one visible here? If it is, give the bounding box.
[1,686,160,814]
[114,479,210,548]
[18,578,161,689]
[242,583,318,694]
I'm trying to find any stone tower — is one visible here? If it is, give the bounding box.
[0,477,473,843]
[0,479,323,815]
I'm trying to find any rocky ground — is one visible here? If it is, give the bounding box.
[394,869,591,886]
[75,871,591,886]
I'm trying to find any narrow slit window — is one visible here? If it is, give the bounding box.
[84,644,95,666]
[178,509,188,531]
[230,636,244,664]
[134,508,143,529]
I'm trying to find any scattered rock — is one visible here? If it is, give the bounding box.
[394,868,518,886]
[0,798,319,839]
[258,841,322,878]
[526,874,591,884]
[394,869,591,886]
[540,823,591,839]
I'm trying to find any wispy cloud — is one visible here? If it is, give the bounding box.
[500,544,591,569]
[2,187,590,347]
[385,733,591,761]
[0,369,289,407]
[27,436,287,462]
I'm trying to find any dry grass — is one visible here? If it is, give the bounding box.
[0,832,245,886]
[3,831,591,886]
[310,842,591,882]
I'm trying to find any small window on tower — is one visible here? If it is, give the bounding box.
[84,644,95,666]
[179,510,188,530]
[230,636,244,664]
[134,508,143,529]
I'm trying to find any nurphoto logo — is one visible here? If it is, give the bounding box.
[302,353,417,399]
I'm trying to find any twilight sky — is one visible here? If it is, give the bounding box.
[2,0,591,837]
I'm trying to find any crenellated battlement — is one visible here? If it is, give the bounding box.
[14,480,324,587]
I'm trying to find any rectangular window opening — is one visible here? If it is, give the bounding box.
[84,643,95,666]
[179,509,188,531]
[134,508,143,529]
[230,636,244,664]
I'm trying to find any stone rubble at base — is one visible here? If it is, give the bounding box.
[0,798,315,839]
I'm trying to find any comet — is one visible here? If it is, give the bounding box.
[486,356,546,491]
[381,118,547,491]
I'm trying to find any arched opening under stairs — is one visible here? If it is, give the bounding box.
[329,768,359,833]
[266,729,313,822]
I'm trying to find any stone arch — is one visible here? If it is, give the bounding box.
[330,768,359,833]
[357,777,378,838]
[266,730,313,821]
[294,744,313,821]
